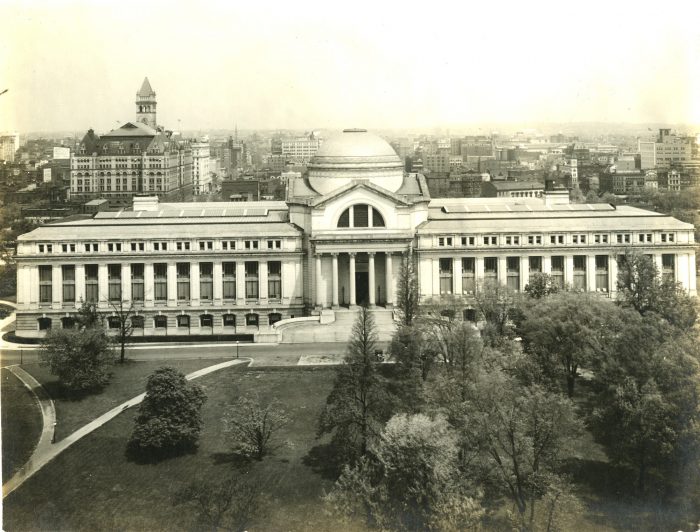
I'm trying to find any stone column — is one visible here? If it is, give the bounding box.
[349,252,357,307]
[52,265,62,310]
[497,256,507,287]
[385,252,394,306]
[475,256,485,286]
[368,252,376,307]
[331,253,339,309]
[144,263,154,308]
[542,255,552,274]
[75,264,85,308]
[98,263,109,309]
[315,254,323,308]
[259,260,268,301]
[520,256,529,291]
[564,255,574,287]
[608,254,617,294]
[236,261,246,305]
[654,253,663,274]
[587,255,597,292]
[121,263,132,304]
[213,262,223,304]
[190,262,200,305]
[167,262,177,307]
[452,256,462,296]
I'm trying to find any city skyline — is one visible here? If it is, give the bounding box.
[2,0,699,133]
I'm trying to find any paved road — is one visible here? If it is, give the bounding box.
[0,340,390,367]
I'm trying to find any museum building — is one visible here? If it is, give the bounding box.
[15,129,697,339]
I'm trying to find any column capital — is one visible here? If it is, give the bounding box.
[349,251,356,257]
[368,251,376,257]
[331,252,339,257]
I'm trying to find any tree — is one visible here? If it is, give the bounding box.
[462,372,582,529]
[39,326,114,392]
[324,413,483,531]
[616,250,697,330]
[76,300,103,329]
[318,306,393,463]
[128,366,207,458]
[388,325,429,412]
[395,248,420,327]
[590,314,700,495]
[107,298,138,364]
[173,474,263,532]
[523,273,560,299]
[224,396,289,460]
[517,292,621,397]
[473,281,520,343]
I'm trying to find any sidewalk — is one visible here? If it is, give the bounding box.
[2,357,251,498]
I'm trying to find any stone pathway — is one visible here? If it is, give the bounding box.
[2,358,251,498]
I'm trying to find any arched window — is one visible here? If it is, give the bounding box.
[200,314,213,328]
[154,315,168,328]
[177,315,190,328]
[245,313,258,326]
[61,317,75,329]
[131,315,145,329]
[268,312,282,326]
[38,317,52,330]
[223,314,236,327]
[337,204,385,228]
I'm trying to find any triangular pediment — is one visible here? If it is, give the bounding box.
[311,179,411,208]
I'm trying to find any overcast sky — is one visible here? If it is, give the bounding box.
[2,0,699,133]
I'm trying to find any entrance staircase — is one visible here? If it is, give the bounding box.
[279,308,396,344]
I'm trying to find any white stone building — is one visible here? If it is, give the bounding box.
[15,129,697,339]
[191,141,211,195]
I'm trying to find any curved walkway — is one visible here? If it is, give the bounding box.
[2,357,252,498]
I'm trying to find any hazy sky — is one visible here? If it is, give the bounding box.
[2,0,699,133]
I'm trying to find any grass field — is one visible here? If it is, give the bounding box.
[23,358,232,440]
[1,368,43,481]
[3,368,696,531]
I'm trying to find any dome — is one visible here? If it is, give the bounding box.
[308,129,404,195]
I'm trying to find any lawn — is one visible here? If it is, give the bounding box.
[23,358,232,440]
[3,366,350,531]
[1,369,43,481]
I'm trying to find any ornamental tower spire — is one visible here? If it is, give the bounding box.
[135,77,157,128]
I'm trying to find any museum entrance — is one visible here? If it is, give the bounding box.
[355,272,369,306]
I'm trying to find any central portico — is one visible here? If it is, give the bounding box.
[287,128,431,312]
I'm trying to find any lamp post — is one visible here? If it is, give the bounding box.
[236,340,239,359]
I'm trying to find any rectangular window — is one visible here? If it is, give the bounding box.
[223,262,236,299]
[595,255,608,291]
[268,261,282,299]
[462,257,475,294]
[460,236,475,246]
[528,256,542,273]
[662,254,675,281]
[85,264,99,302]
[200,262,213,300]
[245,261,259,299]
[154,263,167,302]
[483,236,497,246]
[131,263,144,301]
[108,264,121,301]
[177,263,190,301]
[130,242,145,252]
[506,257,520,291]
[505,236,520,246]
[573,255,586,290]
[177,242,191,251]
[551,256,564,288]
[62,265,75,303]
[267,240,282,250]
[222,240,236,251]
[245,240,259,250]
[439,258,453,294]
[484,257,498,282]
[199,241,213,251]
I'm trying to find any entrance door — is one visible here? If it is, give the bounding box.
[355,272,369,306]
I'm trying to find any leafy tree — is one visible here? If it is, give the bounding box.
[388,325,428,412]
[318,306,393,463]
[473,281,519,343]
[173,474,263,532]
[517,292,621,397]
[462,371,582,528]
[395,248,420,326]
[39,326,114,392]
[590,314,700,495]
[128,367,207,458]
[325,413,483,531]
[523,272,560,299]
[224,396,289,460]
[76,300,103,329]
[616,250,697,330]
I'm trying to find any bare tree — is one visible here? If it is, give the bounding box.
[106,298,138,364]
[224,396,289,460]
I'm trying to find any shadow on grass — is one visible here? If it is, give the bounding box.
[125,441,199,465]
[210,450,252,468]
[41,380,107,402]
[302,442,344,480]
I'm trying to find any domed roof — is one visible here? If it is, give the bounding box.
[314,129,398,160]
[308,129,404,195]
